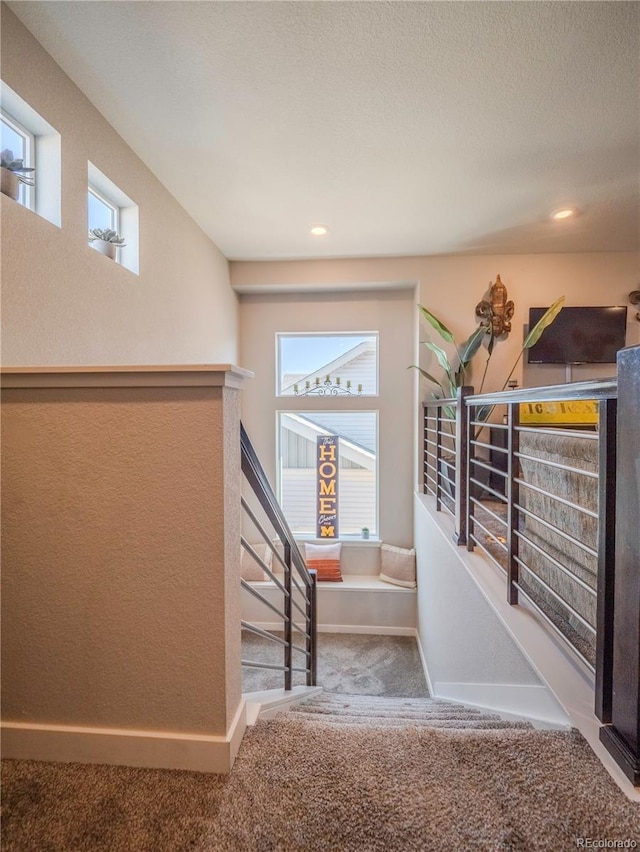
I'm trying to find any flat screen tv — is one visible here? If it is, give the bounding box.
[527,306,627,365]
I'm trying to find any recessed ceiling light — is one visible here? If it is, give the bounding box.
[310,225,329,236]
[551,208,576,220]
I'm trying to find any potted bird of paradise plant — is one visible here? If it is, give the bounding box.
[412,297,565,496]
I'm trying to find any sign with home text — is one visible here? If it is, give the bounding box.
[316,436,339,538]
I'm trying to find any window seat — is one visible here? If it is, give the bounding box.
[242,574,416,634]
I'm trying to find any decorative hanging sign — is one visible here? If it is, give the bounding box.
[316,436,339,538]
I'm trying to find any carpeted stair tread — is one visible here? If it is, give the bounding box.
[288,693,533,731]
[297,696,485,711]
[300,701,482,716]
[293,707,498,721]
[287,712,532,730]
[290,704,502,721]
[305,693,455,707]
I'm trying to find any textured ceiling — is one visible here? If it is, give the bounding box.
[7,1,640,260]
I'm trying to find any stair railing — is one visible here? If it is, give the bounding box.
[422,362,640,785]
[240,422,317,690]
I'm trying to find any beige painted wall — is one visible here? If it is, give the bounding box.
[232,252,639,391]
[1,378,242,738]
[233,252,638,527]
[1,5,238,366]
[239,289,416,547]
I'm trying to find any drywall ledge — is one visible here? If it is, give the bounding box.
[0,364,254,389]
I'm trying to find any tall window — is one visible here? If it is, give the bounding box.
[1,107,34,208]
[276,333,379,539]
[278,411,378,537]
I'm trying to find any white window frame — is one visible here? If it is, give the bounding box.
[88,184,119,235]
[87,161,139,274]
[276,331,380,397]
[1,106,35,210]
[275,329,380,540]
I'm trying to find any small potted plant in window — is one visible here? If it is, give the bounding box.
[1,148,35,200]
[88,227,126,261]
[361,527,370,540]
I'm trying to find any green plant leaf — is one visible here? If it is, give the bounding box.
[423,341,456,389]
[475,404,494,423]
[408,365,446,395]
[523,296,565,349]
[500,295,565,390]
[459,325,488,366]
[418,305,455,344]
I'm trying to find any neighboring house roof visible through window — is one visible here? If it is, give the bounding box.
[280,413,375,470]
[279,337,377,396]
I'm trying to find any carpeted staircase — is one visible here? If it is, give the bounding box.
[208,694,640,851]
[287,692,533,730]
[3,689,640,851]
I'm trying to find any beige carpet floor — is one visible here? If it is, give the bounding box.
[3,696,640,851]
[242,631,429,697]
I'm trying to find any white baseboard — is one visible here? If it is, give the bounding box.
[247,621,415,636]
[243,685,323,724]
[414,629,435,697]
[431,681,571,728]
[1,702,247,775]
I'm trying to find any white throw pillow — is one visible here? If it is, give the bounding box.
[379,543,416,588]
[240,542,273,581]
[304,542,342,561]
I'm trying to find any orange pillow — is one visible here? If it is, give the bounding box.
[304,542,343,582]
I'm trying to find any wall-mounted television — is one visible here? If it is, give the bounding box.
[527,306,627,365]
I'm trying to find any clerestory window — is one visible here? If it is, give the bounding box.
[1,107,35,209]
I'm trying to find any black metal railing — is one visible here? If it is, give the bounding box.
[424,379,616,691]
[424,380,614,669]
[423,361,640,784]
[240,423,317,691]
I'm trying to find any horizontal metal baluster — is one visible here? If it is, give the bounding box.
[515,559,596,633]
[516,425,598,440]
[513,583,595,673]
[469,498,508,528]
[241,660,290,672]
[470,457,508,478]
[515,452,599,479]
[470,515,508,553]
[515,503,598,558]
[240,579,289,621]
[469,532,506,573]
[513,530,597,596]
[241,538,289,595]
[241,622,289,645]
[469,476,504,502]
